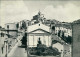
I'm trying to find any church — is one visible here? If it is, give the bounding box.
[26,11,53,47]
[27,22,52,47]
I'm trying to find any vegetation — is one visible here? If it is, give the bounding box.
[21,33,27,46]
[20,20,27,30]
[61,32,72,44]
[29,38,60,56]
[0,26,2,29]
[58,30,61,37]
[57,30,72,44]
[22,21,27,29]
[52,40,59,44]
[16,23,19,29]
[64,36,72,44]
[29,44,60,56]
[73,19,80,23]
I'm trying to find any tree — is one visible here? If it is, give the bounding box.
[66,35,72,44]
[0,26,2,29]
[16,23,19,29]
[52,40,58,44]
[62,31,64,40]
[52,26,55,30]
[21,33,27,46]
[58,30,61,37]
[22,21,27,29]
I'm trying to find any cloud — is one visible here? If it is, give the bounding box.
[0,0,30,27]
[42,3,80,22]
[0,1,80,27]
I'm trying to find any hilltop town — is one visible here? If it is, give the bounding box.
[0,11,74,57]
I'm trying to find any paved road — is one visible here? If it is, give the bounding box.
[10,40,27,57]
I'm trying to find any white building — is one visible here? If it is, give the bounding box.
[27,22,52,47]
[55,24,72,37]
[64,28,72,37]
[5,23,18,37]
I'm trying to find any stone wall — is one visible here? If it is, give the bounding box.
[72,23,80,57]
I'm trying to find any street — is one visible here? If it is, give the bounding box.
[9,39,27,57]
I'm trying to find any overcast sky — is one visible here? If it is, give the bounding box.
[0,0,80,27]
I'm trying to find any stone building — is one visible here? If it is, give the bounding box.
[5,23,18,37]
[72,23,80,57]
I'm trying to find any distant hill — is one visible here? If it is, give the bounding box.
[73,19,80,23]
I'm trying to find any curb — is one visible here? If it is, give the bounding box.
[7,42,18,57]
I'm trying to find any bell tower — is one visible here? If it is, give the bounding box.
[38,11,44,23]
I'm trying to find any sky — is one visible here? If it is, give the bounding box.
[0,0,80,27]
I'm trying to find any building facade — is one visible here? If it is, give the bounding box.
[55,24,72,37]
[72,23,80,57]
[5,23,18,37]
[27,22,52,47]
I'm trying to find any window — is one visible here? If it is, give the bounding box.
[39,24,40,26]
[7,25,9,29]
[7,25,9,33]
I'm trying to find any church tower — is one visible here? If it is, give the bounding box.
[37,11,44,23]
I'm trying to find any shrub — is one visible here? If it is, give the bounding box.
[29,44,60,56]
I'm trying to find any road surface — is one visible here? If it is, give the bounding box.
[10,40,27,57]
